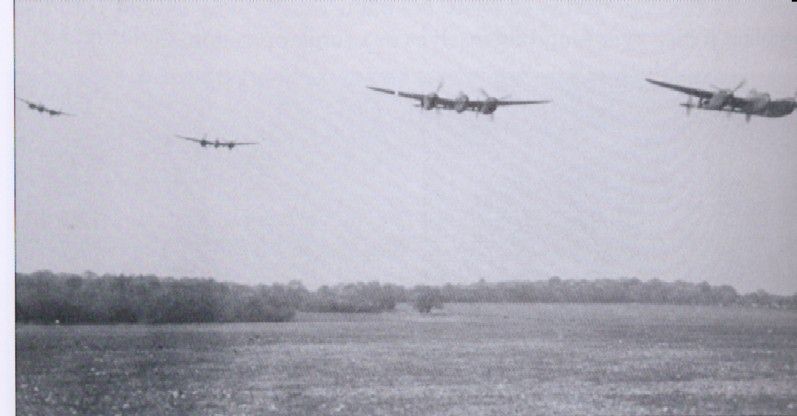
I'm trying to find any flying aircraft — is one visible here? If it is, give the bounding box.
[175,134,258,150]
[16,98,74,116]
[646,79,796,122]
[367,84,550,118]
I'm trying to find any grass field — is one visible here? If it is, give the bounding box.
[16,303,797,415]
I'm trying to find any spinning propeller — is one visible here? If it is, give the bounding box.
[422,80,444,112]
[476,89,510,120]
[710,80,746,96]
[478,88,511,101]
[684,96,694,116]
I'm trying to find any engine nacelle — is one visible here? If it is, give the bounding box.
[454,94,469,113]
[481,97,499,114]
[750,93,770,113]
[422,94,437,110]
[707,91,732,110]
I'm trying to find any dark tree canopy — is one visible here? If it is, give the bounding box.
[15,272,796,325]
[15,271,300,324]
[413,287,444,313]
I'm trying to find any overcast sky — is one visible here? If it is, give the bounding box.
[13,1,797,294]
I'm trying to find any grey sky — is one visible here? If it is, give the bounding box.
[14,1,797,294]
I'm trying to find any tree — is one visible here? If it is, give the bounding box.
[413,287,443,313]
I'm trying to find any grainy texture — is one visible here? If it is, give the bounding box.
[16,304,797,415]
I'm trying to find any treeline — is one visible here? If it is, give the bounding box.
[15,271,300,324]
[437,277,797,308]
[15,271,422,324]
[303,282,404,313]
[15,272,797,324]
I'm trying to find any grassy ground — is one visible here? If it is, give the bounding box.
[16,303,797,415]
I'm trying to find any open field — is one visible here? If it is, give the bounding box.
[16,303,797,415]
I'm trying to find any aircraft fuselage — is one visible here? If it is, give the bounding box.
[692,95,794,118]
[756,99,796,118]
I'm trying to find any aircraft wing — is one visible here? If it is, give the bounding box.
[438,100,548,111]
[647,78,753,108]
[367,86,425,100]
[434,97,456,109]
[16,97,35,106]
[495,100,550,106]
[645,78,714,99]
[681,104,750,115]
[431,101,481,111]
[51,110,75,116]
[175,135,204,143]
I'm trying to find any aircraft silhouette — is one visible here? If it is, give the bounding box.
[175,134,259,150]
[646,79,796,122]
[367,83,549,119]
[16,97,74,116]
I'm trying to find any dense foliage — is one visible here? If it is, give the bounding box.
[441,278,737,305]
[413,286,444,313]
[436,278,797,309]
[15,272,797,324]
[15,271,299,324]
[303,282,404,313]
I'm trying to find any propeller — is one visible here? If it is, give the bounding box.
[685,96,693,116]
[710,80,746,95]
[421,81,444,111]
[733,80,746,93]
[479,88,511,101]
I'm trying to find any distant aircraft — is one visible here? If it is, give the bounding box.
[367,84,550,119]
[646,79,796,122]
[175,134,258,150]
[16,98,74,116]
